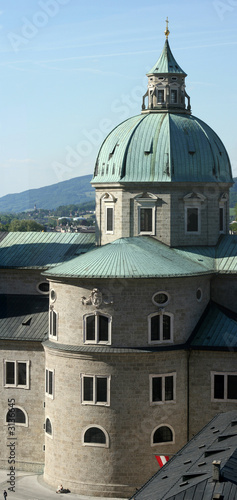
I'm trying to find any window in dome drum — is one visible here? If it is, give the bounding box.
[140,208,152,232]
[187,208,198,232]
[106,206,114,233]
[219,207,224,232]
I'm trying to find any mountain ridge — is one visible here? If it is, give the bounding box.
[0,175,94,213]
[0,174,236,214]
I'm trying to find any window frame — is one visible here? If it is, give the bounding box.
[170,88,178,104]
[49,309,58,339]
[83,312,112,345]
[183,192,205,236]
[4,360,30,389]
[5,406,28,428]
[185,205,200,234]
[211,372,237,402]
[151,424,175,446]
[157,88,165,104]
[83,425,109,448]
[150,373,176,405]
[45,368,54,399]
[219,195,227,234]
[138,204,156,235]
[148,312,174,344]
[105,204,114,234]
[81,374,111,407]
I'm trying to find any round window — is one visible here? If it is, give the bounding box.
[37,282,49,294]
[196,288,202,302]
[50,289,57,302]
[152,291,169,307]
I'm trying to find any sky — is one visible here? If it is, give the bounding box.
[0,0,236,198]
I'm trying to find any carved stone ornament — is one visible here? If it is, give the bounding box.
[81,288,113,308]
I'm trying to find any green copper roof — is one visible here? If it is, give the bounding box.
[43,236,211,279]
[190,302,237,349]
[0,232,95,269]
[147,39,186,75]
[43,235,237,279]
[93,113,232,184]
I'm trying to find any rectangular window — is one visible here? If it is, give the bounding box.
[106,206,114,233]
[212,372,237,402]
[4,361,29,388]
[150,374,176,404]
[46,369,54,398]
[140,208,153,232]
[171,89,178,104]
[219,207,224,232]
[157,89,164,103]
[81,374,110,406]
[49,310,58,337]
[84,314,111,345]
[186,207,199,233]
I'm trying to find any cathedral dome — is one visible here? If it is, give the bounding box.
[93,112,232,184]
[93,23,232,186]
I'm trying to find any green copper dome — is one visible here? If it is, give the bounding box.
[92,112,232,184]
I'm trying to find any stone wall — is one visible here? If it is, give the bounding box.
[48,275,210,347]
[189,350,237,438]
[0,269,48,296]
[44,347,188,497]
[93,183,230,247]
[0,341,45,472]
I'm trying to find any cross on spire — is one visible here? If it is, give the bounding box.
[165,17,170,39]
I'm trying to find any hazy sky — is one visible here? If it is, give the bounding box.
[0,0,236,198]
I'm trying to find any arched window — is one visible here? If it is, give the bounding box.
[6,407,27,427]
[45,418,52,436]
[152,425,174,445]
[83,313,111,344]
[83,426,109,448]
[148,312,173,343]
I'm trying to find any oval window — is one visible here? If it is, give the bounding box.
[50,289,57,302]
[196,288,202,302]
[37,282,49,294]
[152,292,169,307]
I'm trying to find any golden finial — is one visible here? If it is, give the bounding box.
[164,17,170,39]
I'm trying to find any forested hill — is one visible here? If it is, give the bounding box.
[0,175,94,213]
[0,174,236,214]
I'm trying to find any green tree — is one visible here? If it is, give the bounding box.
[234,203,237,220]
[8,219,44,232]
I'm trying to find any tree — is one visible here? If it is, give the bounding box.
[235,203,237,221]
[8,219,44,232]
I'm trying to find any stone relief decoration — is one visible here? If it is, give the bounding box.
[81,288,113,308]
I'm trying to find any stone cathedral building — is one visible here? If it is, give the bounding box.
[0,26,237,499]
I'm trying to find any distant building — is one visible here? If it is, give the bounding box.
[0,23,236,499]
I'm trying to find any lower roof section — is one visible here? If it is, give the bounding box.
[189,302,237,349]
[43,235,237,279]
[130,411,237,500]
[0,294,48,342]
[0,231,95,269]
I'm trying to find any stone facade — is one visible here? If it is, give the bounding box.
[0,341,45,473]
[94,184,230,247]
